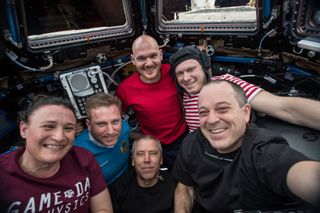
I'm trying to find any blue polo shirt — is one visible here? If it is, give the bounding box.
[74,120,130,184]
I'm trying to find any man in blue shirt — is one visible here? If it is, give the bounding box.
[75,93,130,184]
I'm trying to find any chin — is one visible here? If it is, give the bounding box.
[142,174,156,181]
[41,155,63,164]
[104,141,116,146]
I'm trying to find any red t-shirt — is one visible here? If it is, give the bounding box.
[116,64,187,145]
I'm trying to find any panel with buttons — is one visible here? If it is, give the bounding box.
[60,65,108,119]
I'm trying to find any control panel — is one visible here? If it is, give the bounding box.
[60,65,108,119]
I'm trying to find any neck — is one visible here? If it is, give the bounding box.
[136,174,161,188]
[140,72,161,84]
[19,153,60,178]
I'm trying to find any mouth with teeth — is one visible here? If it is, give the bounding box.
[209,127,228,134]
[43,144,65,150]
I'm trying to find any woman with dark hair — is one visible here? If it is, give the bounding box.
[0,96,113,213]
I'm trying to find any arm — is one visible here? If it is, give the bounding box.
[287,161,320,206]
[250,90,320,131]
[174,182,194,213]
[90,188,113,213]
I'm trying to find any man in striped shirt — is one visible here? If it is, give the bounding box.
[169,45,320,132]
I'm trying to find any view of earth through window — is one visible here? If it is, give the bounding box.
[162,0,256,23]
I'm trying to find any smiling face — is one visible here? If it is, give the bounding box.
[132,137,163,187]
[86,104,122,147]
[20,105,76,167]
[175,59,207,94]
[131,35,163,83]
[198,81,251,154]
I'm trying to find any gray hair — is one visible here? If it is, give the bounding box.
[131,135,162,154]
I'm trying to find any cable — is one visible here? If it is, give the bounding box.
[101,71,119,87]
[109,60,133,86]
[5,49,54,72]
[159,35,170,48]
[257,29,277,56]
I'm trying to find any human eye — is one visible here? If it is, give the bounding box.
[217,106,229,113]
[136,151,144,157]
[199,109,208,117]
[112,120,120,125]
[96,123,106,127]
[176,71,183,77]
[187,67,195,73]
[150,151,159,156]
[150,53,158,59]
[43,124,55,130]
[65,125,75,132]
[136,56,145,62]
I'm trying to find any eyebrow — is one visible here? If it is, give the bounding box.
[176,65,196,72]
[199,101,231,108]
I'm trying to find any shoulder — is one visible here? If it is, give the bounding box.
[0,147,22,170]
[117,120,130,144]
[211,74,236,81]
[242,124,291,153]
[116,73,141,97]
[160,171,177,185]
[245,124,287,143]
[121,120,130,133]
[117,72,139,88]
[74,129,90,144]
[179,130,203,155]
[161,63,171,72]
[110,167,135,190]
[69,146,94,157]
[183,129,203,145]
[65,146,96,167]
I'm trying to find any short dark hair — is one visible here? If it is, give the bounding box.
[21,95,76,123]
[203,80,248,107]
[85,92,122,119]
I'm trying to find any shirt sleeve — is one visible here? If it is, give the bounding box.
[211,74,263,103]
[252,137,310,198]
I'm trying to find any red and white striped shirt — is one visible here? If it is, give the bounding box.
[183,74,263,132]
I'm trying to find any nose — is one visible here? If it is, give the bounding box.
[144,153,151,163]
[52,127,66,142]
[207,111,219,124]
[182,72,191,82]
[105,124,115,135]
[144,57,153,67]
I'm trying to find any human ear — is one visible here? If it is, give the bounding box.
[130,54,136,66]
[243,103,251,123]
[85,119,90,128]
[159,49,163,60]
[19,121,28,139]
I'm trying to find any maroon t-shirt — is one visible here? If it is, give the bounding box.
[0,146,107,212]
